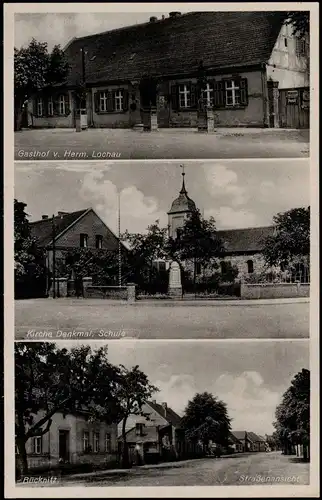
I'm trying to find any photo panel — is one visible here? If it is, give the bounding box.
[14,159,310,341]
[14,9,310,160]
[13,339,311,489]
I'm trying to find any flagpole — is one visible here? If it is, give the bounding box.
[118,191,122,287]
[52,215,56,299]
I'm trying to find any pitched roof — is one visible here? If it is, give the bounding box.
[248,432,266,442]
[228,431,243,444]
[231,431,247,441]
[63,11,286,85]
[147,401,182,428]
[218,226,274,254]
[30,209,89,246]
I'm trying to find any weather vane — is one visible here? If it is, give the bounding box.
[180,164,185,176]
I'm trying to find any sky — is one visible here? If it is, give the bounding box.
[14,11,193,50]
[42,339,309,436]
[14,160,310,234]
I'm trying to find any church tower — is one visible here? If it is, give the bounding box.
[167,167,197,239]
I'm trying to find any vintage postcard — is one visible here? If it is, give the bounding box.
[4,2,319,498]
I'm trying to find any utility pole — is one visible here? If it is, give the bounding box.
[52,215,56,299]
[118,191,122,287]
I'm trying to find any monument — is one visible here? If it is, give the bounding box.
[168,261,182,297]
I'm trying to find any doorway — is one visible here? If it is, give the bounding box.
[59,430,70,462]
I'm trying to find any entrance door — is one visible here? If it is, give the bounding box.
[59,430,70,462]
[278,88,310,128]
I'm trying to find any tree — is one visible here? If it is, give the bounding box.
[263,207,310,271]
[15,343,120,476]
[114,365,159,468]
[181,392,231,454]
[121,221,169,289]
[273,368,310,460]
[285,12,310,38]
[63,247,131,285]
[14,39,69,130]
[172,210,224,293]
[14,199,46,298]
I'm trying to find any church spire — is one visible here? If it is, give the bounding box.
[179,164,187,194]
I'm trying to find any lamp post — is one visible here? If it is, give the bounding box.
[118,191,122,287]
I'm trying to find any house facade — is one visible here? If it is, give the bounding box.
[19,410,118,472]
[30,207,126,295]
[28,11,309,130]
[117,400,198,464]
[231,431,268,452]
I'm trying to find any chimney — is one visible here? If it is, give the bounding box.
[42,215,49,220]
[162,15,165,20]
[149,16,157,23]
[151,399,156,404]
[58,211,69,217]
[162,402,167,417]
[169,11,181,18]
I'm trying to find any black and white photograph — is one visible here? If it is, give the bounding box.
[4,2,319,498]
[14,160,310,340]
[14,10,310,160]
[15,340,310,487]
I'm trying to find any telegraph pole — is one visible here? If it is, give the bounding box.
[118,192,122,287]
[52,215,56,299]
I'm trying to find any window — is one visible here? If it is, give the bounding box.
[93,432,100,453]
[247,260,254,274]
[196,262,202,275]
[178,84,191,108]
[135,423,144,436]
[202,82,214,107]
[220,261,227,274]
[114,90,124,111]
[32,436,42,454]
[296,38,308,56]
[284,37,288,48]
[214,79,248,108]
[48,97,54,116]
[80,233,88,248]
[95,235,103,249]
[158,262,166,272]
[58,95,67,115]
[225,80,241,106]
[83,431,89,452]
[99,92,108,112]
[105,433,111,453]
[98,89,126,112]
[37,98,43,117]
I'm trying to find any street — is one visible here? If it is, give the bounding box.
[23,452,308,487]
[15,128,309,160]
[15,297,309,339]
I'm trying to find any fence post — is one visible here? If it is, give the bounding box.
[127,283,136,303]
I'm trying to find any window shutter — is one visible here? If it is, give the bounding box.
[171,84,178,111]
[190,83,197,108]
[32,97,37,116]
[65,94,71,116]
[240,78,248,106]
[94,92,100,113]
[53,96,59,116]
[123,89,129,111]
[214,81,225,108]
[107,91,114,112]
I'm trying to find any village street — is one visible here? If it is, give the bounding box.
[52,452,309,486]
[15,297,309,339]
[14,128,309,160]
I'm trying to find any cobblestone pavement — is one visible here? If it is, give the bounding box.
[15,128,309,160]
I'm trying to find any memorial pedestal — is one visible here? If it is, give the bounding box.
[168,262,182,298]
